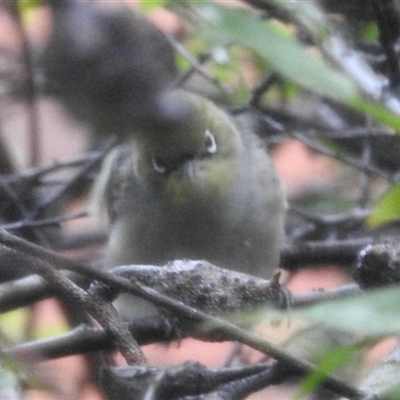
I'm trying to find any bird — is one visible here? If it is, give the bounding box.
[91,89,286,318]
[40,1,285,318]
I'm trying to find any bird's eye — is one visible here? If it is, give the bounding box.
[204,129,217,154]
[151,156,167,174]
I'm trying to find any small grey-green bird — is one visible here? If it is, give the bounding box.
[92,90,286,318]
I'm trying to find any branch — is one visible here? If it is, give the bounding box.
[0,211,88,231]
[356,242,400,288]
[281,238,372,270]
[289,131,395,182]
[99,361,274,400]
[0,242,145,365]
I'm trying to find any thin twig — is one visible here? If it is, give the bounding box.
[28,139,114,220]
[2,152,103,185]
[290,131,395,182]
[0,211,88,231]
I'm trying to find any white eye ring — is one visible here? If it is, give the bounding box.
[151,156,167,174]
[204,129,217,154]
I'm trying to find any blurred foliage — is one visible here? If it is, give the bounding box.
[168,0,400,132]
[368,183,400,227]
[16,0,42,14]
[0,309,29,342]
[296,341,365,399]
[293,286,400,335]
[138,0,166,14]
[188,3,356,100]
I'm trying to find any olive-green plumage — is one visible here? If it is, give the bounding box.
[92,90,286,317]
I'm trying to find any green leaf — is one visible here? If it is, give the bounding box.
[367,183,400,227]
[296,344,362,399]
[293,286,400,335]
[0,309,29,342]
[350,97,400,134]
[193,3,357,101]
[361,22,379,42]
[139,0,166,13]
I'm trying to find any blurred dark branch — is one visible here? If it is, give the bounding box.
[286,206,372,245]
[8,2,41,166]
[0,210,88,231]
[53,231,106,252]
[0,229,370,397]
[168,37,228,96]
[28,140,114,220]
[370,0,400,88]
[6,318,173,362]
[0,230,367,398]
[0,275,51,313]
[0,149,108,251]
[249,73,283,109]
[358,132,375,208]
[2,152,103,185]
[3,282,361,361]
[290,206,369,228]
[0,178,31,218]
[2,285,366,399]
[281,238,372,270]
[290,131,395,181]
[291,284,361,307]
[100,362,277,400]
